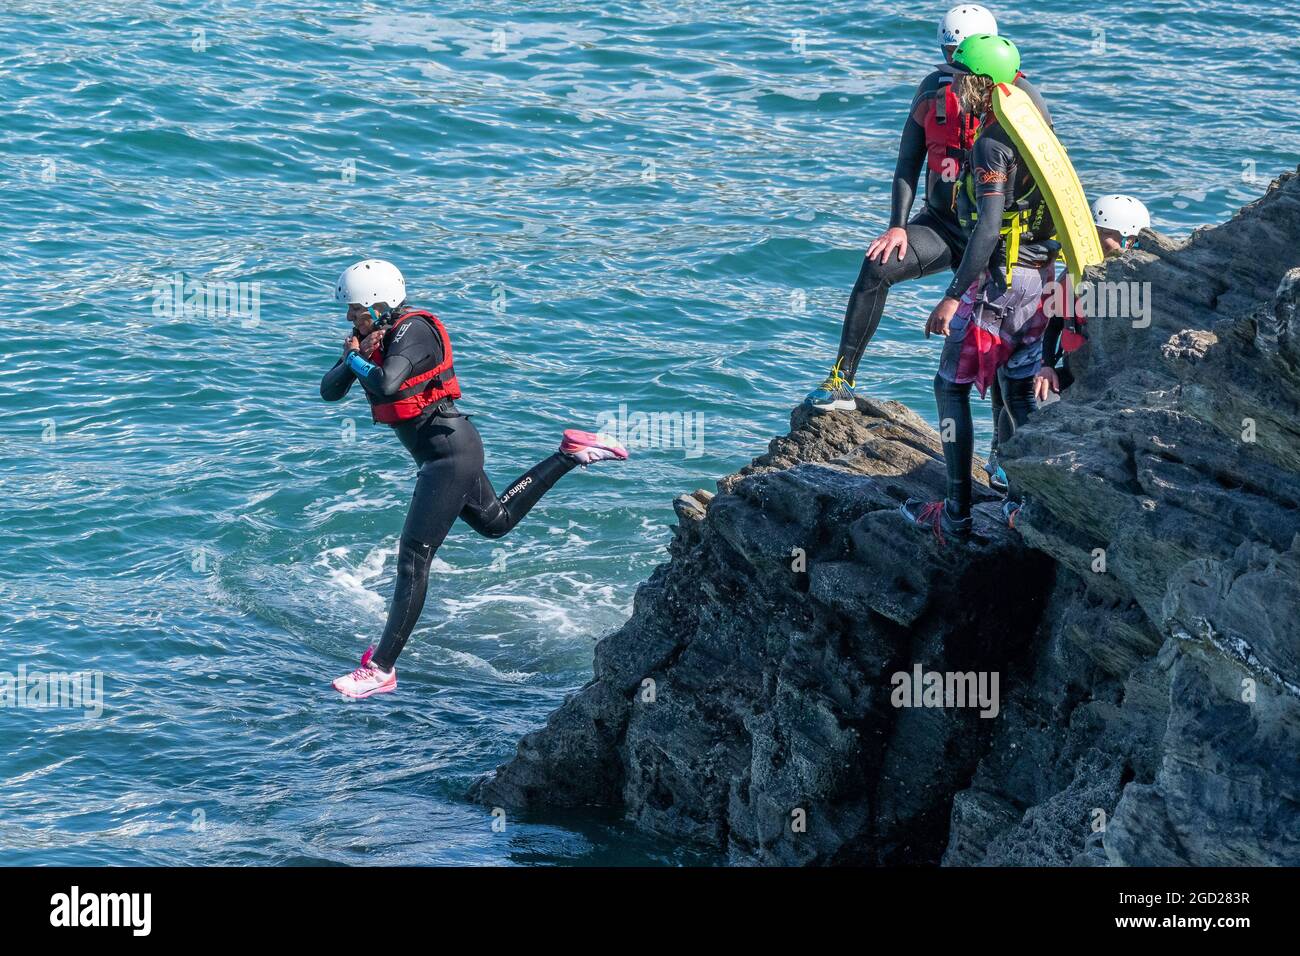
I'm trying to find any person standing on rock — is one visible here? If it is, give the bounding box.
[899,35,1057,542]
[320,259,629,698]
[804,4,1039,413]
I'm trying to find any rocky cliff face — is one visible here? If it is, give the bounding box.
[472,169,1300,866]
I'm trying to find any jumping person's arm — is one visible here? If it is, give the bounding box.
[320,357,355,401]
[347,350,415,398]
[322,329,384,401]
[349,317,440,398]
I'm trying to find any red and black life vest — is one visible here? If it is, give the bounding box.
[923,80,981,182]
[366,310,461,425]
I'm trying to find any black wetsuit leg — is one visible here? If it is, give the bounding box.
[370,415,577,671]
[458,453,576,538]
[990,375,1005,456]
[934,373,974,519]
[994,369,1038,449]
[994,370,1037,502]
[835,210,964,381]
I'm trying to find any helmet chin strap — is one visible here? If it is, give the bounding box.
[363,302,403,327]
[367,304,398,326]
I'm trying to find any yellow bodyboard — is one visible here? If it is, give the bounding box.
[991,83,1103,286]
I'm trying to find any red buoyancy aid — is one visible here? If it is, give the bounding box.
[366,310,461,425]
[923,81,981,180]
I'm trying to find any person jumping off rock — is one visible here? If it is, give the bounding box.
[319,259,628,698]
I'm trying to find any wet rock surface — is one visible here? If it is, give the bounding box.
[473,169,1300,866]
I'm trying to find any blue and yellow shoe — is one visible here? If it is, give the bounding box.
[804,361,857,413]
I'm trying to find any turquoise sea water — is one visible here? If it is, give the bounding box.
[2,0,1297,865]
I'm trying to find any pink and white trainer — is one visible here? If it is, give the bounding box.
[332,646,396,699]
[560,429,629,466]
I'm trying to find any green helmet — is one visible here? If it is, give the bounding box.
[951,33,1020,85]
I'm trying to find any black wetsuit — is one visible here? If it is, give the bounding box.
[944,85,1056,302]
[320,309,576,671]
[1040,311,1077,391]
[832,72,1043,381]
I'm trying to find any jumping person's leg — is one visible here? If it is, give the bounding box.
[460,426,629,536]
[331,418,627,697]
[332,420,476,697]
[369,458,466,672]
[459,453,576,539]
[331,455,468,698]
[369,418,492,672]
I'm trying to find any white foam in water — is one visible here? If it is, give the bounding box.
[439,591,583,637]
[314,543,394,616]
[438,571,629,640]
[310,495,396,520]
[434,648,533,684]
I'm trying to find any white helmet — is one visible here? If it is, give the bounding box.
[335,259,406,309]
[938,4,998,48]
[1091,195,1151,239]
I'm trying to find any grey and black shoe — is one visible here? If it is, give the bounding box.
[899,498,972,545]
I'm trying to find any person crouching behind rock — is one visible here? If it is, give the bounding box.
[1034,194,1152,403]
[898,34,1057,543]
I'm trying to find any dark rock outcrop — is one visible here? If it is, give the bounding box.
[472,169,1300,866]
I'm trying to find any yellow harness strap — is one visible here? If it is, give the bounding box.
[1004,210,1023,286]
